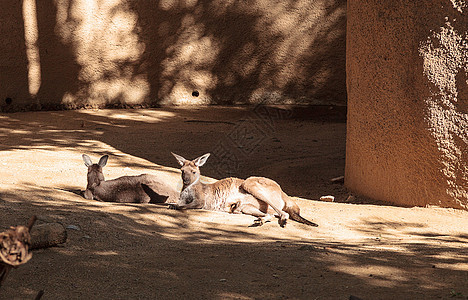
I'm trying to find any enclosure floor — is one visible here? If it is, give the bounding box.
[1,107,467,299]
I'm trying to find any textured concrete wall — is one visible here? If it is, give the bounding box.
[0,0,346,111]
[346,1,468,209]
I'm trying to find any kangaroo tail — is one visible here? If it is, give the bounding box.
[289,212,319,227]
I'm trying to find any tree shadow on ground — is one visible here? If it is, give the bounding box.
[0,106,347,200]
[1,184,467,299]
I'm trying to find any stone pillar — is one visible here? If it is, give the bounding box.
[346,1,468,209]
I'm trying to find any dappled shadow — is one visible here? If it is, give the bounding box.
[1,0,346,110]
[0,1,29,110]
[353,217,468,246]
[0,0,81,112]
[0,109,181,170]
[1,184,467,299]
[0,106,347,200]
[132,0,347,106]
[35,0,81,110]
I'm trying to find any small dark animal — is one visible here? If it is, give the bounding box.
[82,154,178,204]
[171,152,319,228]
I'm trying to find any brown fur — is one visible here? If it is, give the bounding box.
[83,154,179,204]
[172,153,318,227]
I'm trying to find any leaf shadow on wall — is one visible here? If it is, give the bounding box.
[133,0,347,106]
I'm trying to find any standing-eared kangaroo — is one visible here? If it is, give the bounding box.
[171,152,318,228]
[82,154,179,203]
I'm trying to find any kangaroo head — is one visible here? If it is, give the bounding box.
[172,152,210,187]
[82,154,108,189]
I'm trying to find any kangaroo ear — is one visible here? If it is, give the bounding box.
[82,154,93,167]
[171,152,187,166]
[98,155,108,167]
[194,153,210,167]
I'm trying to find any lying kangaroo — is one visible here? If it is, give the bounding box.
[82,154,179,204]
[171,152,318,227]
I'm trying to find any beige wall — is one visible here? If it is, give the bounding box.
[0,0,346,111]
[346,1,468,209]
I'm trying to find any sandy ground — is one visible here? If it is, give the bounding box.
[0,107,467,300]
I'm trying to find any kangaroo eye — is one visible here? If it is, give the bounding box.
[192,171,196,174]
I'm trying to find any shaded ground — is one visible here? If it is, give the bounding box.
[0,107,467,299]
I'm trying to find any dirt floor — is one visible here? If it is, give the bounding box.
[0,106,467,300]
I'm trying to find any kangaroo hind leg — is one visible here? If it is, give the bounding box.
[242,177,289,227]
[238,204,274,227]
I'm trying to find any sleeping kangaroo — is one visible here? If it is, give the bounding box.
[171,152,318,228]
[82,154,179,204]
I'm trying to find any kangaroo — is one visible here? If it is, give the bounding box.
[171,152,318,228]
[82,154,179,204]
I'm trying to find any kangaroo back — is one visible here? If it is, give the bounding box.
[172,152,319,227]
[94,175,168,203]
[82,154,177,204]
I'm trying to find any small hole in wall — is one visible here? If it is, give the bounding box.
[192,91,199,97]
[5,97,12,105]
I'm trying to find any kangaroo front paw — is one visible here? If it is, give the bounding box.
[279,218,287,228]
[83,189,94,200]
[168,204,179,210]
[249,218,264,227]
